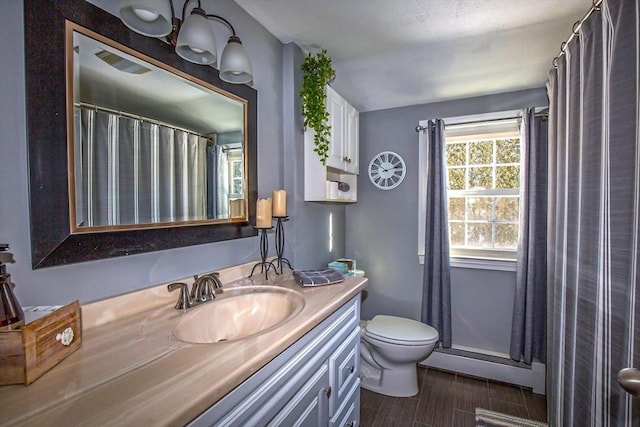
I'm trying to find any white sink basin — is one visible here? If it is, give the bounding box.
[172,286,305,344]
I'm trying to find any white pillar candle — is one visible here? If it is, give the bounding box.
[272,190,287,217]
[256,198,272,228]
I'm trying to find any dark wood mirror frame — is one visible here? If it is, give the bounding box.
[24,0,258,268]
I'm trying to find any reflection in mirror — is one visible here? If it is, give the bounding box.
[70,25,248,231]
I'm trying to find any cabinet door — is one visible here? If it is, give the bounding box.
[329,327,360,415]
[325,86,346,170]
[330,378,361,427]
[268,362,330,427]
[344,104,359,174]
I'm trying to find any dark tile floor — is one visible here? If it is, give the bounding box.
[360,367,547,427]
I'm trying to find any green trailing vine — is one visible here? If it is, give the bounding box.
[300,49,336,165]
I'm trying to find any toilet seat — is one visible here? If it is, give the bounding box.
[364,315,438,346]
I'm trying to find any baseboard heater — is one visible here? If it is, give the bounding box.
[419,347,546,395]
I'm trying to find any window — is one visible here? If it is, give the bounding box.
[445,127,520,260]
[417,112,522,270]
[230,159,243,196]
[227,149,244,198]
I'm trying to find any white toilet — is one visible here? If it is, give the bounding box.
[360,315,439,397]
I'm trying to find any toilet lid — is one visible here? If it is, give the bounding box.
[366,315,439,344]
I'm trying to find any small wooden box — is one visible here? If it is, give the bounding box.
[0,301,82,385]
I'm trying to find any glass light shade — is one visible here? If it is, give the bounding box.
[175,8,217,65]
[219,36,253,84]
[119,0,172,37]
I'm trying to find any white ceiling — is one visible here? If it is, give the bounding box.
[233,0,592,112]
[75,30,243,135]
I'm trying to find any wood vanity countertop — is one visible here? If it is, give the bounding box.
[0,270,367,427]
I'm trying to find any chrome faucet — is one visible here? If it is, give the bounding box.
[191,273,223,303]
[168,272,223,310]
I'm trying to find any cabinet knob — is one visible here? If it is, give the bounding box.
[323,386,332,398]
[348,365,355,373]
[343,156,349,162]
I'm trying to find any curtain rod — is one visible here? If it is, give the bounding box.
[446,116,520,128]
[552,0,603,69]
[415,112,548,133]
[416,117,519,133]
[75,102,215,142]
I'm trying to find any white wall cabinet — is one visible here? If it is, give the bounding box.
[325,86,358,174]
[189,295,361,427]
[325,87,346,170]
[344,103,359,175]
[304,86,359,202]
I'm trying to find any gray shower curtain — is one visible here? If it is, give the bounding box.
[421,119,452,348]
[547,0,640,424]
[510,109,547,364]
[77,106,209,227]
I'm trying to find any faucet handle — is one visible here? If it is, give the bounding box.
[211,272,223,289]
[168,282,192,310]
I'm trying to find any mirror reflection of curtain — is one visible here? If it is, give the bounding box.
[76,106,208,227]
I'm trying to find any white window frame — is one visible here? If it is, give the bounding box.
[418,110,522,272]
[227,150,244,199]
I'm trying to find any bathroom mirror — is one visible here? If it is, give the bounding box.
[24,0,258,268]
[70,26,247,230]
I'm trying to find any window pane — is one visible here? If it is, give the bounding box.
[467,197,492,220]
[232,179,243,195]
[496,197,519,221]
[448,197,465,220]
[446,143,466,166]
[469,141,493,165]
[496,165,519,189]
[496,138,520,163]
[467,223,492,248]
[468,166,492,189]
[449,222,465,246]
[448,168,465,190]
[232,161,242,177]
[496,224,518,248]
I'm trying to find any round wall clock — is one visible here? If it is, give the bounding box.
[368,151,406,190]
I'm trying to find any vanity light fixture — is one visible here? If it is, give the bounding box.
[119,0,253,84]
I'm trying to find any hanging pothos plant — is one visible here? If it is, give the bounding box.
[300,49,336,165]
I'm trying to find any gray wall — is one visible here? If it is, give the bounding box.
[282,43,346,270]
[345,88,547,355]
[0,0,344,306]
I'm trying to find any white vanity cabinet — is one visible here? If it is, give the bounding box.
[189,295,361,427]
[304,86,359,202]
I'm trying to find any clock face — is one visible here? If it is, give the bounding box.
[368,151,406,190]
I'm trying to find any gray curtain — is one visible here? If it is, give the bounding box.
[421,119,452,348]
[509,109,547,364]
[77,106,208,227]
[547,0,640,424]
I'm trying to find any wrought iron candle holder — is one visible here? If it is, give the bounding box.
[250,226,277,280]
[269,216,293,274]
